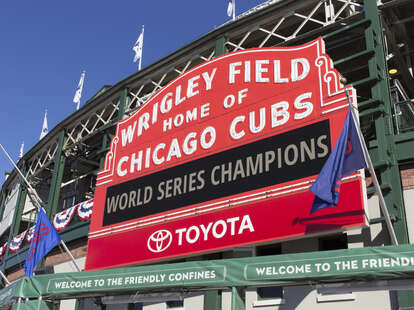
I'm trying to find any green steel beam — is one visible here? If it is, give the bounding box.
[46,130,66,217]
[5,173,27,258]
[333,48,374,67]
[322,18,370,40]
[117,88,129,121]
[395,132,414,162]
[364,0,409,244]
[364,0,413,307]
[99,132,110,170]
[0,190,6,221]
[215,36,228,57]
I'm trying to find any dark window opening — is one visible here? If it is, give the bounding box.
[166,300,184,308]
[319,233,347,251]
[256,243,282,256]
[257,286,283,299]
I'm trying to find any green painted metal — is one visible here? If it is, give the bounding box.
[17,244,414,300]
[5,170,28,258]
[333,48,374,67]
[204,290,221,310]
[99,131,111,170]
[231,287,244,310]
[395,131,414,162]
[363,0,409,244]
[46,130,66,217]
[117,88,129,121]
[0,278,24,307]
[363,0,413,307]
[0,190,6,221]
[215,36,228,57]
[11,300,54,310]
[322,18,370,40]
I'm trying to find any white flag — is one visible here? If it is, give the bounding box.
[40,110,48,140]
[227,0,235,18]
[133,25,144,70]
[19,141,24,159]
[73,71,86,110]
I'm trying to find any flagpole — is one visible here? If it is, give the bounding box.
[0,144,82,272]
[233,0,236,21]
[344,89,399,245]
[0,270,10,285]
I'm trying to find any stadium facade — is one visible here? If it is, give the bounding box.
[1,0,414,309]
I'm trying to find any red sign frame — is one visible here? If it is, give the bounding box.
[85,37,367,270]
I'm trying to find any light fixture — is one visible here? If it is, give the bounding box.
[389,68,398,75]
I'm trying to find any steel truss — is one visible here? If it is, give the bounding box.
[20,0,366,184]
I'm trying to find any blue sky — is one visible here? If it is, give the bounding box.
[0,0,264,184]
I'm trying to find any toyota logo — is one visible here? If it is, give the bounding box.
[147,230,173,253]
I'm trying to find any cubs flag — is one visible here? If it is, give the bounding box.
[227,0,235,17]
[39,110,48,140]
[133,26,144,63]
[73,71,86,110]
[309,108,366,214]
[24,208,61,277]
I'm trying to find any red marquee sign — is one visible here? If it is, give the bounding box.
[85,38,367,270]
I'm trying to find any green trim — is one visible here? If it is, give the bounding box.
[46,131,66,217]
[215,36,227,57]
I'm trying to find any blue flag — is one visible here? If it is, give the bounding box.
[24,209,61,277]
[309,109,366,215]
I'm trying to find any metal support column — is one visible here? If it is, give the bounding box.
[0,190,6,222]
[46,130,66,217]
[99,131,110,170]
[117,88,129,121]
[364,0,413,307]
[204,290,221,310]
[215,36,228,57]
[231,287,245,310]
[364,0,409,245]
[5,168,27,260]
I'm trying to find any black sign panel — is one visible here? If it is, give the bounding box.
[103,120,331,226]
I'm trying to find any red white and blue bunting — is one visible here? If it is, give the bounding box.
[9,230,27,253]
[26,226,36,243]
[0,199,94,257]
[0,243,7,259]
[53,205,77,231]
[77,199,93,221]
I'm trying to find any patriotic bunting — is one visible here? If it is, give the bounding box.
[0,199,94,258]
[53,205,77,231]
[77,199,93,221]
[0,243,7,259]
[9,230,27,253]
[26,226,36,243]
